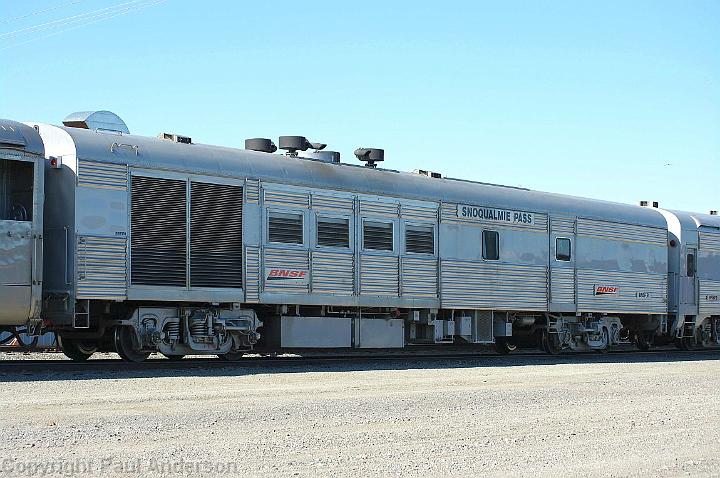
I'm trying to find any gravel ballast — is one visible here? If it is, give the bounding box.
[1,353,719,477]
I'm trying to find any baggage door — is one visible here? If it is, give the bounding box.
[549,216,576,312]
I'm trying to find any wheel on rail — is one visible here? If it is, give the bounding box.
[113,327,151,363]
[494,337,517,355]
[542,331,562,355]
[57,335,97,361]
[217,351,244,362]
[596,328,610,354]
[161,353,186,361]
[636,333,653,352]
[675,337,693,351]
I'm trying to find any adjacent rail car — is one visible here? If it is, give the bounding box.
[0,111,717,361]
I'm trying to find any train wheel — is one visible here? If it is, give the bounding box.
[636,333,652,352]
[114,327,150,363]
[542,331,562,355]
[596,329,610,354]
[494,337,517,355]
[675,337,693,351]
[57,335,96,361]
[162,353,185,361]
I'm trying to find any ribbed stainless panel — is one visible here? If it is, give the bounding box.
[577,219,666,246]
[441,261,548,310]
[360,200,398,218]
[401,203,438,220]
[130,176,187,286]
[576,269,667,314]
[312,251,354,295]
[440,203,548,231]
[401,257,438,298]
[312,194,354,214]
[700,232,720,252]
[190,181,243,288]
[77,236,127,299]
[245,246,260,303]
[245,179,260,203]
[264,189,309,208]
[77,160,127,190]
[360,254,399,295]
[699,280,720,317]
[264,248,309,293]
[550,268,575,303]
[551,216,576,236]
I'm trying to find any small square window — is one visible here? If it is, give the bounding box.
[268,212,303,244]
[556,238,572,262]
[405,224,434,254]
[482,230,499,260]
[317,217,350,248]
[364,221,393,251]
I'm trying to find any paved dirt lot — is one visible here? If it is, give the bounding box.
[1,352,719,477]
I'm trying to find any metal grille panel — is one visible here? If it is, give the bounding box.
[551,216,576,236]
[130,176,187,286]
[312,194,354,214]
[405,225,434,254]
[190,181,243,288]
[363,222,393,251]
[360,255,399,295]
[312,251,354,295]
[401,203,438,220]
[550,268,575,304]
[317,217,350,248]
[577,219,666,246]
[245,246,260,302]
[360,200,398,218]
[269,212,303,244]
[264,189,309,208]
[76,236,127,299]
[78,160,127,190]
[700,232,720,253]
[699,280,720,317]
[401,257,438,298]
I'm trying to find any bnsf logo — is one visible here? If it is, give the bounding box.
[595,286,619,295]
[267,269,307,279]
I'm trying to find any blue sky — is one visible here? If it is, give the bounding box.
[1,0,718,212]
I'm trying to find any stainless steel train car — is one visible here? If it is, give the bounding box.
[0,111,718,361]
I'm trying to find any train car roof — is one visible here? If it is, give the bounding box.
[0,119,44,156]
[671,210,720,230]
[55,125,670,228]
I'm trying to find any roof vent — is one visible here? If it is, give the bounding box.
[640,201,649,207]
[245,138,277,153]
[63,110,129,134]
[300,150,341,164]
[414,169,442,179]
[711,210,718,216]
[158,133,192,144]
[653,201,659,208]
[354,148,384,168]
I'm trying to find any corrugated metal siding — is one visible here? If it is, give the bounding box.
[312,194,354,214]
[551,216,576,236]
[77,160,127,190]
[264,248,309,293]
[440,203,548,231]
[245,246,260,303]
[360,255,399,295]
[576,270,667,314]
[550,267,575,304]
[441,261,547,310]
[577,219,666,246]
[360,199,399,218]
[264,189,308,208]
[401,257,438,298]
[401,203,438,221]
[245,179,260,203]
[77,236,127,299]
[312,251,354,295]
[699,280,720,317]
[700,232,720,252]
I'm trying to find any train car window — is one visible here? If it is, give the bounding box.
[317,217,350,248]
[364,221,393,251]
[405,224,434,254]
[269,212,304,244]
[556,238,572,261]
[0,160,33,221]
[482,230,499,260]
[687,253,696,277]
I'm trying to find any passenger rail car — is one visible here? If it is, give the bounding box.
[0,111,718,361]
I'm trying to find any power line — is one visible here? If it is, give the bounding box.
[0,0,163,40]
[0,0,89,25]
[0,0,168,50]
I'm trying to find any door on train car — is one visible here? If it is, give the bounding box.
[682,247,698,309]
[549,216,577,313]
[0,155,43,326]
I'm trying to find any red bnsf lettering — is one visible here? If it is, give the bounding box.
[267,269,307,280]
[595,286,619,294]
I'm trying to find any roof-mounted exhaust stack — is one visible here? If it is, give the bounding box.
[277,136,340,163]
[63,110,129,134]
[245,138,277,153]
[354,148,384,168]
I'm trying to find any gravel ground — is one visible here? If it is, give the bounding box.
[1,353,719,477]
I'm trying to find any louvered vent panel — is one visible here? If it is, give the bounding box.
[78,160,127,190]
[130,176,187,286]
[190,182,243,288]
[364,222,393,251]
[269,212,303,244]
[317,217,350,248]
[245,179,260,203]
